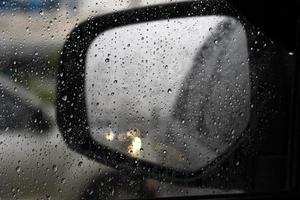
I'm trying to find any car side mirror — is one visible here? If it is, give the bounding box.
[56,1,282,184]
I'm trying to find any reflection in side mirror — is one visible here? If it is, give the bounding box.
[85,16,250,171]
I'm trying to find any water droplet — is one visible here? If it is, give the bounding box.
[62,95,67,101]
[105,58,110,63]
[52,165,57,172]
[46,194,51,200]
[61,178,66,184]
[16,166,21,173]
[167,88,172,94]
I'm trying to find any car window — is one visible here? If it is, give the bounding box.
[0,0,294,199]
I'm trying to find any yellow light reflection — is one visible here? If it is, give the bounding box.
[105,130,115,141]
[128,136,142,156]
[104,128,143,157]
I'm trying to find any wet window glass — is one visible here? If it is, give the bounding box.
[86,16,250,171]
[0,0,295,199]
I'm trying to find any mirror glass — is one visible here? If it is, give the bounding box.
[85,16,250,171]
